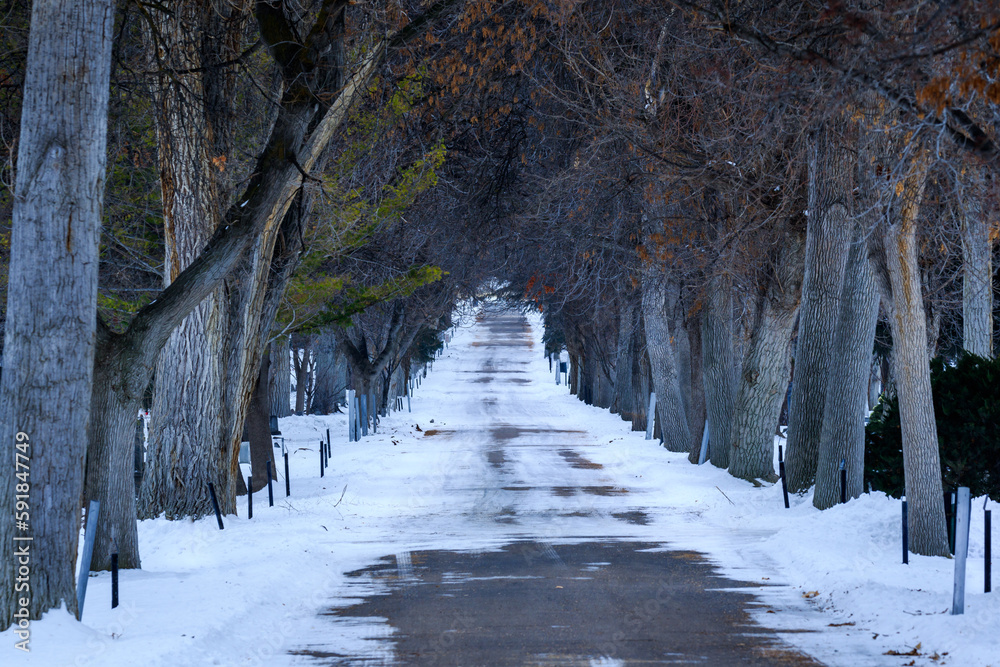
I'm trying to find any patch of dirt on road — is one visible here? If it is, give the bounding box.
[469,341,531,348]
[490,426,584,441]
[611,510,650,525]
[582,485,628,496]
[557,449,603,469]
[487,449,507,468]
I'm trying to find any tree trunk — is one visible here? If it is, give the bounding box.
[814,227,879,509]
[312,332,347,414]
[223,189,312,497]
[628,335,650,433]
[569,352,580,396]
[611,297,640,423]
[84,342,145,571]
[0,0,114,626]
[785,124,855,492]
[868,356,882,409]
[685,310,707,462]
[871,150,950,556]
[642,277,691,451]
[960,167,993,357]
[139,0,245,521]
[293,338,313,414]
[586,333,614,409]
[245,349,275,492]
[576,342,592,405]
[139,299,228,520]
[729,222,806,482]
[269,335,292,418]
[701,272,737,469]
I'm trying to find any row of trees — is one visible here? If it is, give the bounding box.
[0,0,500,627]
[1,0,998,630]
[496,0,1000,562]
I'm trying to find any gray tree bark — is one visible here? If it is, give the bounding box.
[0,0,115,625]
[701,272,737,468]
[683,310,706,461]
[236,192,314,489]
[813,226,879,509]
[634,341,651,432]
[269,335,292,418]
[293,337,314,414]
[313,331,348,414]
[641,276,691,451]
[729,222,806,482]
[585,330,615,409]
[868,356,882,409]
[960,167,993,357]
[85,345,144,569]
[869,149,950,556]
[138,0,245,521]
[785,124,855,492]
[611,296,641,425]
[244,348,276,492]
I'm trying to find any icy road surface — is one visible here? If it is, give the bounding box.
[288,311,820,666]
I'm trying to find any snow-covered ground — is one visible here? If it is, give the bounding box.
[7,307,997,666]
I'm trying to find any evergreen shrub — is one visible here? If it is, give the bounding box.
[865,353,1000,501]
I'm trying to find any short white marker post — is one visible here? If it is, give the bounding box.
[353,395,361,438]
[360,395,368,436]
[645,393,657,440]
[346,389,356,441]
[952,486,971,614]
[76,500,100,619]
[698,420,710,464]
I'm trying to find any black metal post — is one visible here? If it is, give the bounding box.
[945,491,955,554]
[779,461,789,509]
[111,553,119,608]
[208,482,224,530]
[266,460,274,507]
[902,499,909,564]
[840,459,847,504]
[320,445,324,477]
[284,452,290,497]
[326,428,330,454]
[248,476,253,519]
[986,509,992,593]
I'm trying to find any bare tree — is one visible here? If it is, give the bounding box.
[0,0,115,625]
[785,122,856,492]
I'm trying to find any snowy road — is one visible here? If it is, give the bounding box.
[25,306,991,667]
[289,311,820,666]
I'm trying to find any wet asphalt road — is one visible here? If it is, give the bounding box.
[291,312,823,666]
